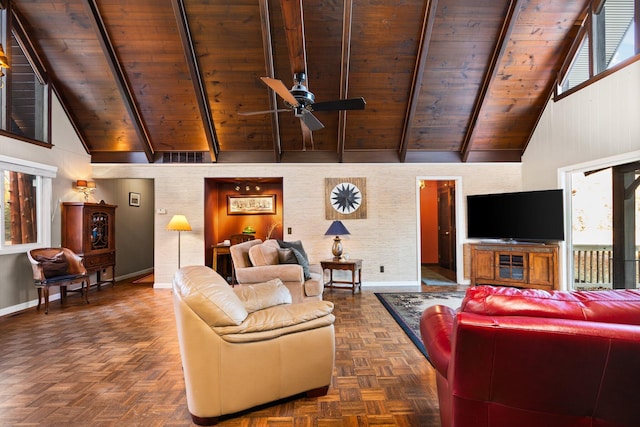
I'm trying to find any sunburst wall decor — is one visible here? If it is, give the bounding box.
[325,177,367,220]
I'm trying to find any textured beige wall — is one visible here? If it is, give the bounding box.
[94,162,521,287]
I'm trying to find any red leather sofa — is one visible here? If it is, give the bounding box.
[420,285,640,427]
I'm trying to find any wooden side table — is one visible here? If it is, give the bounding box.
[211,244,232,282]
[321,258,362,294]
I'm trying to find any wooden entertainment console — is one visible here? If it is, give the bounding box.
[470,242,559,290]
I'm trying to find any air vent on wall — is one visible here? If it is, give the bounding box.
[162,152,207,163]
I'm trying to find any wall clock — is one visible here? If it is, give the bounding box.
[325,177,367,219]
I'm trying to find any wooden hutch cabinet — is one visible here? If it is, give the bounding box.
[62,202,117,287]
[470,242,559,290]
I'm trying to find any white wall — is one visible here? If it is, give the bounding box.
[523,60,640,190]
[93,162,522,287]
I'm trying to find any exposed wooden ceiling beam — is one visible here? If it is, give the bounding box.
[336,0,354,163]
[259,0,282,162]
[171,0,219,162]
[280,0,307,77]
[460,0,521,162]
[398,0,438,163]
[83,0,154,163]
[280,0,313,151]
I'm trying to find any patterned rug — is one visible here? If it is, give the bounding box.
[375,291,465,362]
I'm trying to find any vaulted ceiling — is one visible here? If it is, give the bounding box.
[11,0,590,163]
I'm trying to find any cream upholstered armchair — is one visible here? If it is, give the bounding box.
[172,265,335,425]
[229,239,324,303]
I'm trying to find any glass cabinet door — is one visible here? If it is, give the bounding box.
[90,211,109,250]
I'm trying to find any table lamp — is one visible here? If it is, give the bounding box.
[167,214,192,268]
[325,220,350,258]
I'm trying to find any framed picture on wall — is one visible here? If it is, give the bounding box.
[129,192,141,207]
[227,195,276,215]
[325,177,367,219]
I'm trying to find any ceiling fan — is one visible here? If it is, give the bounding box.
[239,72,366,131]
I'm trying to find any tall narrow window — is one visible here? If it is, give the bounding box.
[0,6,50,145]
[561,35,590,93]
[8,31,48,141]
[593,0,635,72]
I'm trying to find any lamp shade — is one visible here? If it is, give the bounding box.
[167,214,192,231]
[76,180,88,188]
[325,220,350,236]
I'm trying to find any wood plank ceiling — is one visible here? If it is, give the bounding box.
[11,0,590,163]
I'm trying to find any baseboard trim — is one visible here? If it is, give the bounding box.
[1,267,156,318]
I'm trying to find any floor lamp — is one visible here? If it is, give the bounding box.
[167,214,192,268]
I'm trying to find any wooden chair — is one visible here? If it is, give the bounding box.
[27,248,89,314]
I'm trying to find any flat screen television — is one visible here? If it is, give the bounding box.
[467,189,564,242]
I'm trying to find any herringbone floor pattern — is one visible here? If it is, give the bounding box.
[0,273,465,426]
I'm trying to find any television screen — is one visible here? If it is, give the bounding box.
[467,189,564,242]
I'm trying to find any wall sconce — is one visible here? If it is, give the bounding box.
[76,180,96,202]
[0,44,9,89]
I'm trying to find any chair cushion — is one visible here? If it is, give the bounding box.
[233,278,292,313]
[278,248,298,264]
[34,252,69,278]
[173,266,248,327]
[277,240,309,263]
[278,240,311,280]
[248,242,279,266]
[290,248,311,280]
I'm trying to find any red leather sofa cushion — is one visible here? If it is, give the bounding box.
[421,285,640,427]
[461,285,640,325]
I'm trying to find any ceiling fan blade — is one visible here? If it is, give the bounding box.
[299,121,314,151]
[237,108,289,116]
[311,97,366,111]
[299,111,324,131]
[260,77,299,106]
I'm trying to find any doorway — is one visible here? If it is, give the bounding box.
[569,161,639,290]
[419,179,458,284]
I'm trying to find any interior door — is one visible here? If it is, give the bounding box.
[437,181,456,271]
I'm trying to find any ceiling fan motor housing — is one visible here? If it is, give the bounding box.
[288,83,315,111]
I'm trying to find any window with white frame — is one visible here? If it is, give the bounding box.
[0,155,56,254]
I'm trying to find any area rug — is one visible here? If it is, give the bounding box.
[375,291,465,362]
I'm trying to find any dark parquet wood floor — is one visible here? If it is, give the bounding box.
[0,271,466,426]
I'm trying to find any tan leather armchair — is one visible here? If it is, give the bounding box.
[27,247,89,314]
[229,239,324,303]
[172,266,335,425]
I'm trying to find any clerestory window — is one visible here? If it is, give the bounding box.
[0,3,50,145]
[558,0,638,96]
